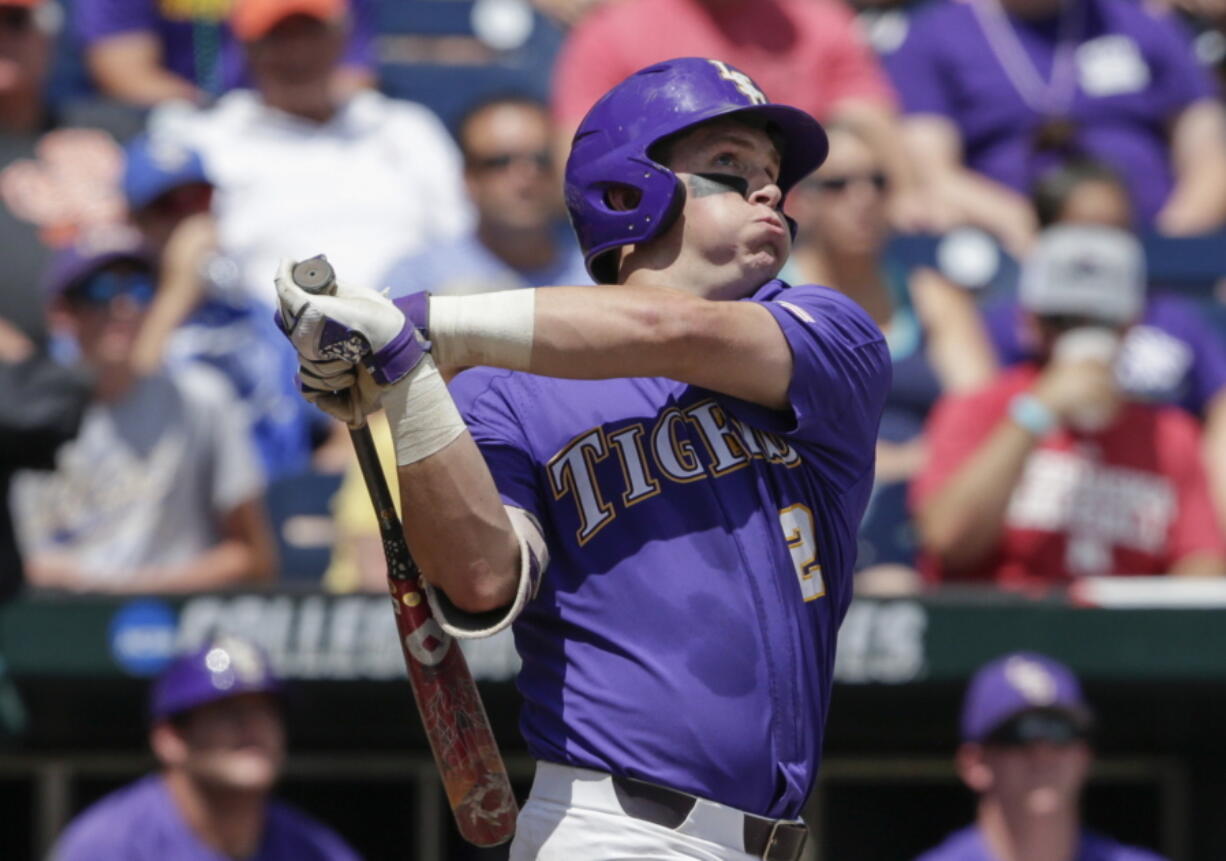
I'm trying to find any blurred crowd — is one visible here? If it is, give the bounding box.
[2,0,1226,606]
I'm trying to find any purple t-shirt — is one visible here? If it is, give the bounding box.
[915,824,1167,861]
[449,280,891,820]
[73,0,374,97]
[883,0,1214,224]
[984,294,1226,417]
[52,774,360,861]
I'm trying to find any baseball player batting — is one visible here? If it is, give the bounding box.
[275,57,890,860]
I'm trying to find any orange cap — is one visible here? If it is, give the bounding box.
[231,0,345,41]
[0,0,46,7]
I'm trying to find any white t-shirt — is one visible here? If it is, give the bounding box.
[11,365,265,586]
[151,90,472,305]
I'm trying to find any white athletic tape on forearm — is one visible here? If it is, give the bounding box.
[381,353,466,466]
[423,506,550,639]
[429,289,536,371]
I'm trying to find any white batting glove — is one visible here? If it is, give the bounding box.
[273,259,430,426]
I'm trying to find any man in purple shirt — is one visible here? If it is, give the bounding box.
[52,636,359,861]
[273,57,890,859]
[915,652,1166,861]
[73,0,373,106]
[882,0,1226,251]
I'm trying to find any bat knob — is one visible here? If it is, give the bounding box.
[292,255,336,294]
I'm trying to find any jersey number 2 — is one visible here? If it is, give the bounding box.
[779,504,826,602]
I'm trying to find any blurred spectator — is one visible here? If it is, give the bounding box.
[122,134,322,479]
[550,0,932,230]
[383,94,587,297]
[51,635,359,860]
[786,124,996,590]
[150,0,470,307]
[10,229,276,592]
[0,317,90,602]
[74,0,375,107]
[0,0,62,340]
[986,159,1226,536]
[789,125,997,474]
[913,225,1226,587]
[884,0,1226,252]
[915,652,1167,861]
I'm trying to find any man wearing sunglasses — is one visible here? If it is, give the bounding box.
[381,95,588,299]
[916,652,1165,861]
[913,224,1226,587]
[9,230,276,593]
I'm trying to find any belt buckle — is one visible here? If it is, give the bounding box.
[761,820,806,861]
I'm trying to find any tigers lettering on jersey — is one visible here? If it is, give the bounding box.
[547,398,801,545]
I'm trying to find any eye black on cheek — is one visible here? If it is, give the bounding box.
[689,173,750,199]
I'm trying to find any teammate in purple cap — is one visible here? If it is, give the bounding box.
[275,56,890,859]
[51,636,359,861]
[915,652,1166,861]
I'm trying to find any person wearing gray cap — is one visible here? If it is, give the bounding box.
[913,224,1226,587]
[914,651,1165,861]
[51,635,359,860]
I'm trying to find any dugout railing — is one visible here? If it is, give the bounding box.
[3,587,1226,860]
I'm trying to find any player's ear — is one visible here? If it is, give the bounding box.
[150,718,191,768]
[955,742,994,793]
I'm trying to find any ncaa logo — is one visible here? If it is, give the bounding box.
[109,599,178,676]
[708,60,767,105]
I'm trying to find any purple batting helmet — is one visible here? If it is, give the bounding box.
[564,57,829,284]
[150,635,282,721]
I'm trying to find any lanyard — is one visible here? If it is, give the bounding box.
[970,0,1085,118]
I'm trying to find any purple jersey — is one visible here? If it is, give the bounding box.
[984,294,1226,418]
[73,0,374,98]
[883,0,1214,224]
[449,280,890,819]
[52,774,359,861]
[915,824,1167,861]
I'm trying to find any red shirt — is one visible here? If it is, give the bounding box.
[551,0,896,128]
[912,366,1226,586]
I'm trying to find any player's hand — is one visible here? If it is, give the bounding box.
[299,359,386,427]
[273,259,428,386]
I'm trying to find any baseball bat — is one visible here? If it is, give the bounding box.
[290,256,518,847]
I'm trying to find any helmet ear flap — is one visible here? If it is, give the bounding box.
[570,158,686,283]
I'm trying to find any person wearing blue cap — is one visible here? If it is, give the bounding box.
[122,134,324,481]
[915,652,1166,861]
[51,635,359,860]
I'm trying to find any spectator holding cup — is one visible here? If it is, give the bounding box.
[912,225,1226,586]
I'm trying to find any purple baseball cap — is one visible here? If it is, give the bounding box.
[961,652,1094,743]
[42,227,154,301]
[150,635,282,721]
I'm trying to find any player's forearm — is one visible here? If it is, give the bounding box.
[1169,551,1226,577]
[431,286,792,408]
[1205,393,1226,536]
[917,418,1038,570]
[125,540,274,592]
[396,433,520,613]
[87,37,201,106]
[1157,101,1226,235]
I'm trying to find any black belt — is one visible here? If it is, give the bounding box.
[610,775,809,861]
